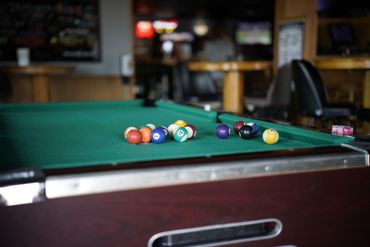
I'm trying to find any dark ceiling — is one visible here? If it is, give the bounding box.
[134,0,274,20]
[134,0,370,19]
[317,0,370,17]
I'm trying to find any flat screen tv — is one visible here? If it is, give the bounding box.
[329,23,355,47]
[235,22,272,45]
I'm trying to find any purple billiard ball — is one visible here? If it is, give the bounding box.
[216,124,230,139]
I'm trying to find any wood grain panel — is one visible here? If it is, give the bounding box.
[6,75,134,103]
[274,0,318,71]
[0,167,369,247]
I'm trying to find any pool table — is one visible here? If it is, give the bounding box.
[0,100,369,247]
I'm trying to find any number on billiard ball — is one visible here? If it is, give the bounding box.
[151,128,166,144]
[173,127,188,142]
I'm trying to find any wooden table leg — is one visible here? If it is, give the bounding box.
[223,71,244,113]
[32,75,50,103]
[363,71,370,109]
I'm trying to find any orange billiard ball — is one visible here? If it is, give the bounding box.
[140,127,152,143]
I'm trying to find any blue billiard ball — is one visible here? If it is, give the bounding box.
[246,122,259,136]
[160,126,169,139]
[151,128,166,144]
[216,124,230,139]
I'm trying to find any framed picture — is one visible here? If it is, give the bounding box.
[277,18,305,67]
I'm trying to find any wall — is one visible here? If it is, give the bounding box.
[76,0,132,75]
[5,0,135,103]
[274,0,318,71]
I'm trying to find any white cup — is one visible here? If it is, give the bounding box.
[17,48,30,66]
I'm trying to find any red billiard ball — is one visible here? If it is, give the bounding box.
[127,130,142,144]
[233,121,245,134]
[124,126,137,139]
[185,124,197,139]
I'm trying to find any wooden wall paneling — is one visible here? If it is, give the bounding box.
[318,70,364,103]
[364,71,370,108]
[7,75,134,103]
[274,0,318,71]
[6,75,33,103]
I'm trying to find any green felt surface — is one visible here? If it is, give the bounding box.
[0,100,352,171]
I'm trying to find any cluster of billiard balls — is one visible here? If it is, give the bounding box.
[124,120,197,145]
[216,120,279,144]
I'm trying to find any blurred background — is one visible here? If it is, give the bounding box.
[0,0,369,131]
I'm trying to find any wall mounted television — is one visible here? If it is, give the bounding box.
[235,22,272,45]
[0,0,100,62]
[329,23,355,47]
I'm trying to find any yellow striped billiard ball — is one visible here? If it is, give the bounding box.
[262,128,279,144]
[174,120,187,127]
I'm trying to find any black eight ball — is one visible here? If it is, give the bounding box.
[239,125,254,139]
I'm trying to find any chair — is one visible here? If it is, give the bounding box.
[291,59,355,126]
[174,62,222,110]
[244,64,292,120]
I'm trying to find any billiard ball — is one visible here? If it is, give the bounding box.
[185,124,197,139]
[168,123,180,137]
[146,123,156,130]
[173,127,188,142]
[139,127,152,143]
[233,121,245,134]
[239,125,254,139]
[124,126,137,139]
[174,120,187,127]
[216,124,230,139]
[263,128,279,144]
[246,122,259,136]
[160,126,169,138]
[127,130,142,144]
[151,128,166,144]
